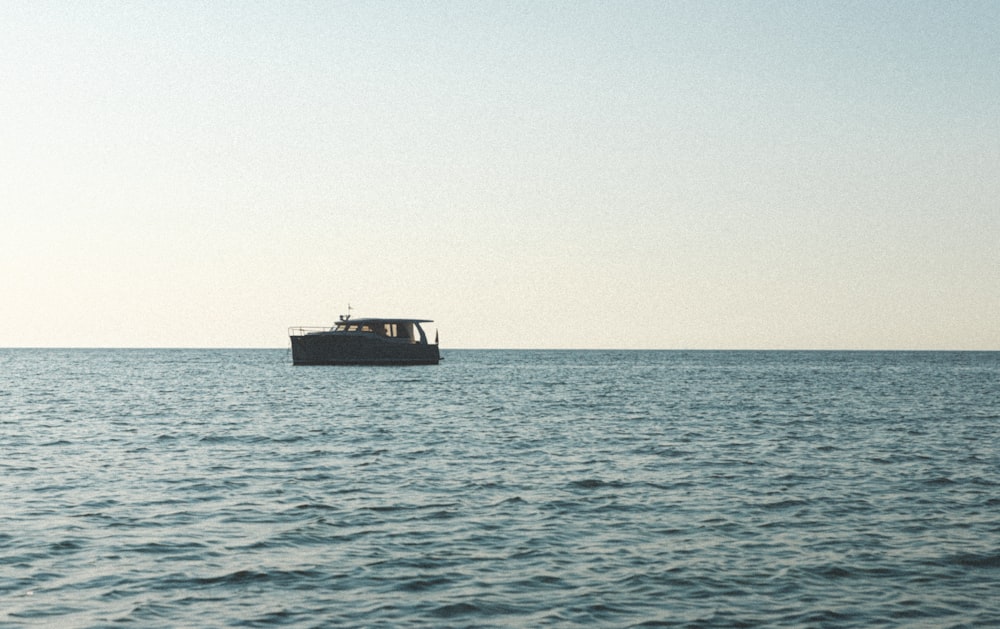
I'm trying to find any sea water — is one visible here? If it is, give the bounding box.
[1,349,998,627]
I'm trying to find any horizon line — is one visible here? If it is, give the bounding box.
[2,347,998,353]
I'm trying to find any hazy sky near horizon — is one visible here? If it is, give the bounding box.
[3,1,998,349]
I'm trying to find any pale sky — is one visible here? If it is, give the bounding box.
[2,1,998,349]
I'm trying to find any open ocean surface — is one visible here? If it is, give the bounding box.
[2,348,998,628]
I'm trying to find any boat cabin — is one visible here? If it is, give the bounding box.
[331,318,430,344]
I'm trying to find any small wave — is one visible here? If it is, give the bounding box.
[817,565,854,579]
[49,539,86,553]
[192,568,325,587]
[789,609,853,625]
[567,478,626,490]
[924,476,957,486]
[395,575,453,592]
[125,541,210,556]
[950,553,1000,569]
[515,573,569,589]
[759,498,810,510]
[431,601,479,618]
[288,502,339,512]
[492,496,526,506]
[194,569,271,586]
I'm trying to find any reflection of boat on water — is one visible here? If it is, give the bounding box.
[288,315,440,365]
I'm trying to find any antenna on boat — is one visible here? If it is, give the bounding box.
[339,303,353,322]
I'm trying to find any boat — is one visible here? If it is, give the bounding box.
[288,314,440,365]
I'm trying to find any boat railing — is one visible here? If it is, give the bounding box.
[288,326,333,336]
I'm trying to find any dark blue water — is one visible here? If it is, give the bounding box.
[2,349,998,627]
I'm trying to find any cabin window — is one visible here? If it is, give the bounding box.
[331,321,422,341]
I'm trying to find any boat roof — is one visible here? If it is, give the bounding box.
[337,317,433,324]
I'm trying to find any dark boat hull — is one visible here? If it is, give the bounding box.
[290,334,440,366]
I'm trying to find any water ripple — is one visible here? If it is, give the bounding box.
[1,349,998,627]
